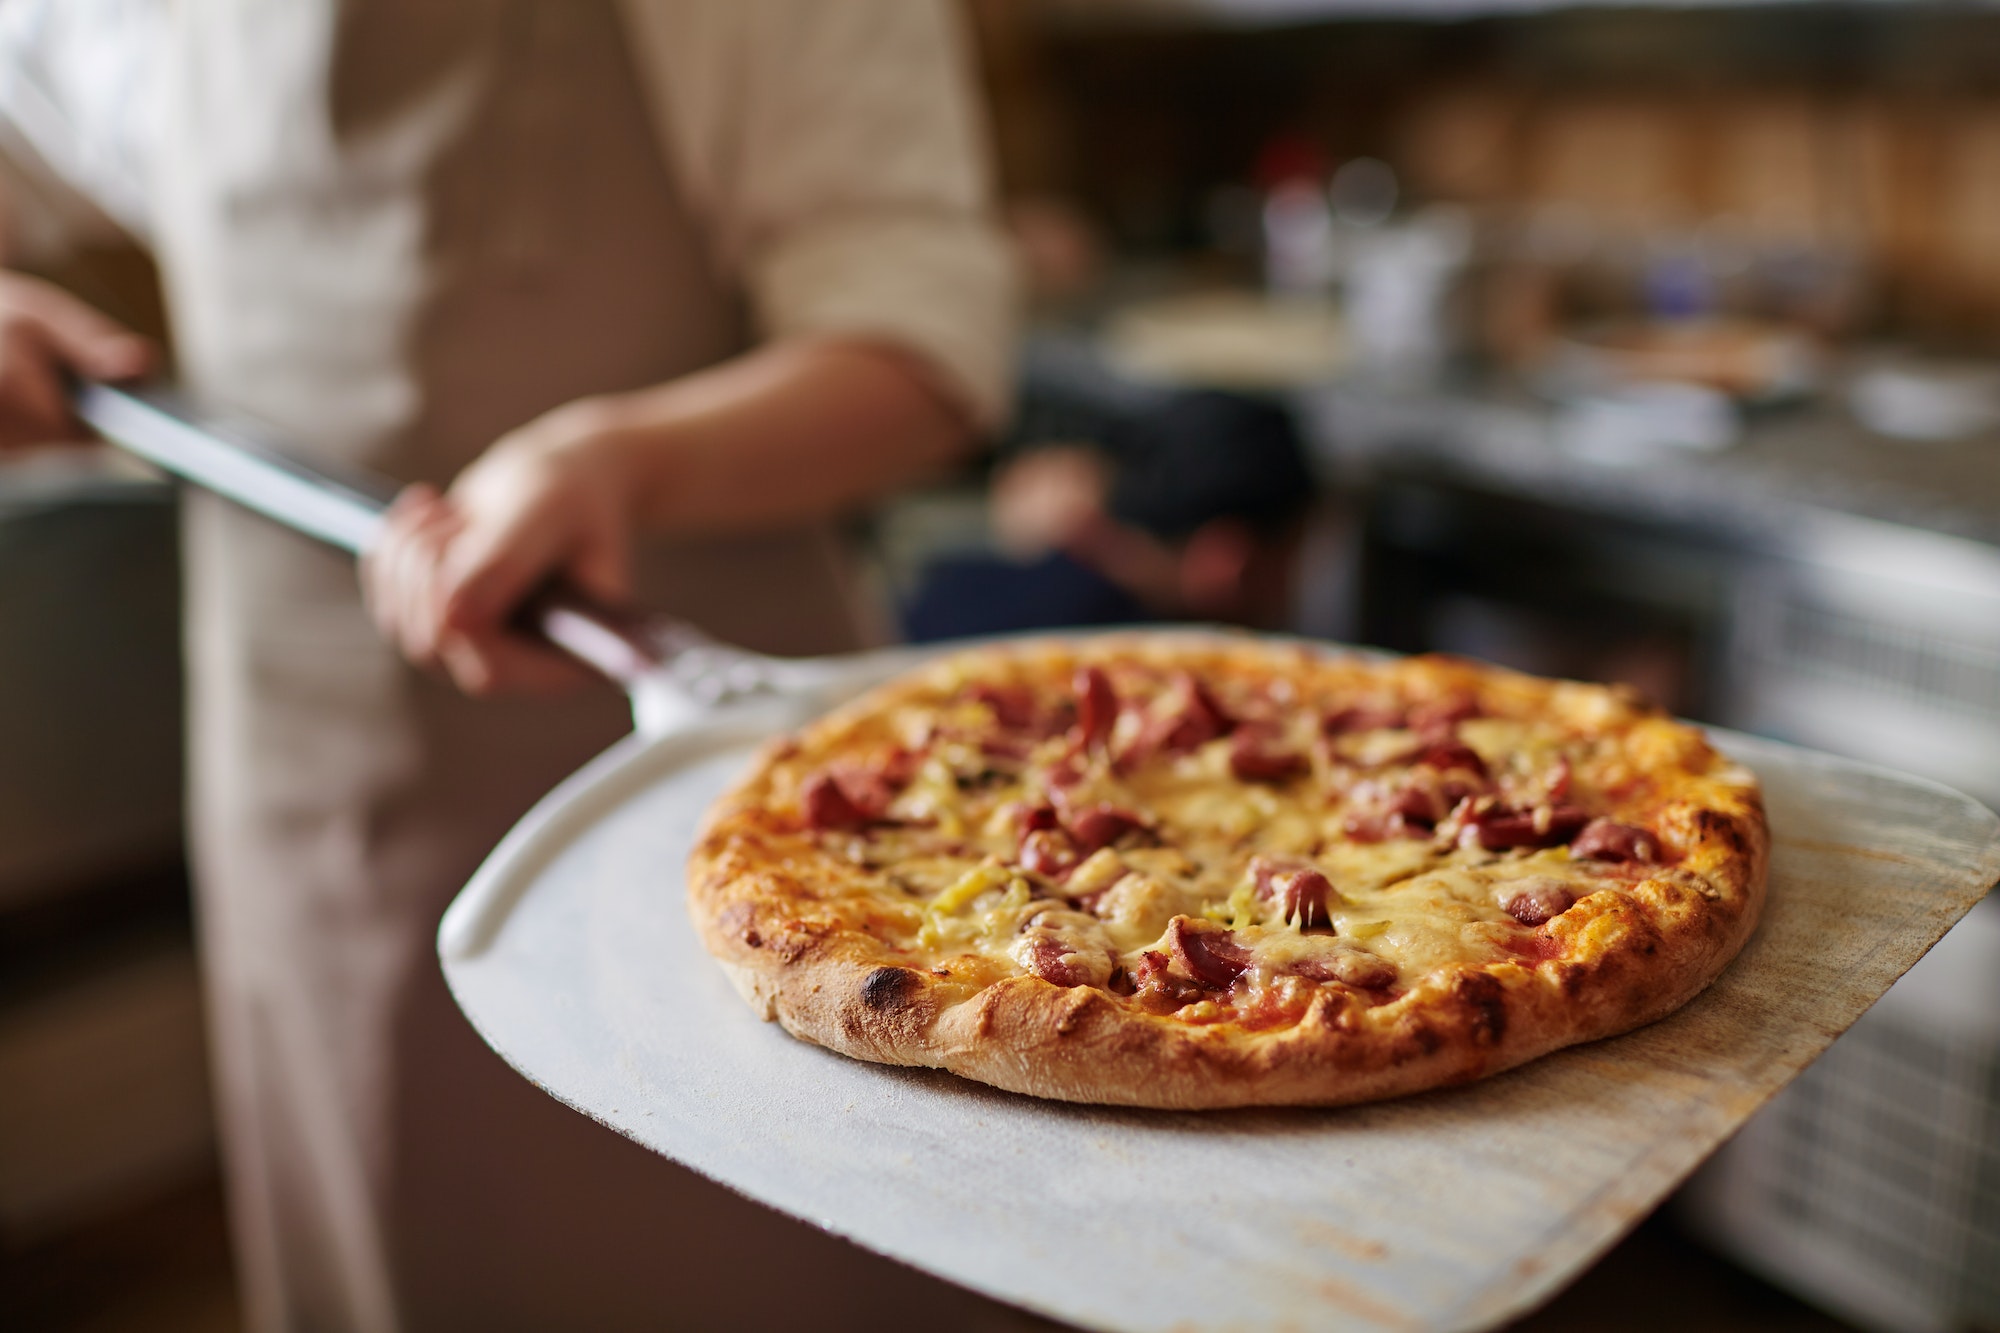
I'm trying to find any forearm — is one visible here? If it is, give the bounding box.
[372,336,978,695]
[587,336,975,537]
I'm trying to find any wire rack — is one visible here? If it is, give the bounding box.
[1696,526,2000,1331]
[1682,897,2000,1333]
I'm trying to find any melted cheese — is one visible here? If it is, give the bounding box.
[817,661,1637,1007]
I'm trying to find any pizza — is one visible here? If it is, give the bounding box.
[687,636,1767,1109]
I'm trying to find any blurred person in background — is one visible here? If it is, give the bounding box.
[901,386,1314,642]
[0,2,1012,1329]
[885,178,1316,645]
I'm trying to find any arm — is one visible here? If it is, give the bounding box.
[368,336,970,695]
[367,0,1016,695]
[590,336,971,536]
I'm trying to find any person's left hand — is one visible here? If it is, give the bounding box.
[362,398,638,696]
[990,445,1111,558]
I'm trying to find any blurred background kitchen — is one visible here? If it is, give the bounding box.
[6,1,2000,1330]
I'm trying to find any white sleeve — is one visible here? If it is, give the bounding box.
[616,0,1018,431]
[0,0,162,258]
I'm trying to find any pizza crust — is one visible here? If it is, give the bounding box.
[688,636,1767,1109]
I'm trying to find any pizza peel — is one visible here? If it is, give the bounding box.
[78,381,2000,1332]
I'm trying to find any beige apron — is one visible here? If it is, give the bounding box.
[158,4,1022,1328]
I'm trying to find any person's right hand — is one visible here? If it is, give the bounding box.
[361,398,640,697]
[0,271,154,449]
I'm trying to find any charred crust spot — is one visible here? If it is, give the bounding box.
[1454,972,1508,1047]
[860,966,920,1013]
[1694,808,1750,857]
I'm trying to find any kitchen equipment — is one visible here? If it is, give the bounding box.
[1678,508,2000,1332]
[77,382,2000,1332]
[0,455,180,905]
[1100,289,1348,390]
[1545,318,1819,404]
[1681,891,2000,1333]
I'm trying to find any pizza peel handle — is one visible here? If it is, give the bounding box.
[71,380,773,730]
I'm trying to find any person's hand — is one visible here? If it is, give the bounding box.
[990,446,1112,558]
[362,398,639,696]
[0,272,154,449]
[366,334,973,697]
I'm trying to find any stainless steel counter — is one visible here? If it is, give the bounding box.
[1300,381,2000,554]
[1296,379,2000,808]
